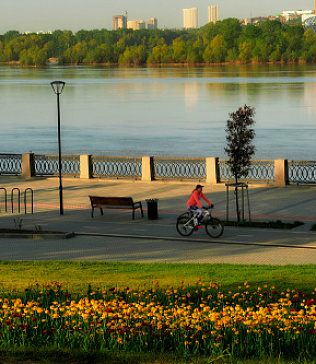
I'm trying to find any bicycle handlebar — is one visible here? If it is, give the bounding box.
[202,204,214,209]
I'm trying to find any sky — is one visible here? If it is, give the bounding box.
[0,0,314,34]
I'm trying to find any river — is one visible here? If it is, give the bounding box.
[0,63,315,160]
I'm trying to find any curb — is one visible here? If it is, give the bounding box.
[75,232,316,250]
[0,232,75,239]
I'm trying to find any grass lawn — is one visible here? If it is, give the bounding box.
[1,261,316,294]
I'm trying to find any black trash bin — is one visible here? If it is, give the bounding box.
[146,199,158,220]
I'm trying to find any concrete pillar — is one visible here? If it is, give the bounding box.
[206,157,219,184]
[80,154,92,179]
[22,153,35,178]
[142,156,154,181]
[274,159,288,185]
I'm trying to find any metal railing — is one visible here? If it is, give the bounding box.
[153,157,206,181]
[0,154,22,175]
[218,159,275,184]
[0,153,315,185]
[288,160,316,185]
[34,155,80,176]
[92,156,142,179]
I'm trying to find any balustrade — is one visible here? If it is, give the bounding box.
[0,154,22,175]
[92,156,142,179]
[153,157,206,181]
[0,153,315,185]
[34,155,80,176]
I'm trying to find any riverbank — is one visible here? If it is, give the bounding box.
[1,58,309,67]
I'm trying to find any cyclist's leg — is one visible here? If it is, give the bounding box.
[188,206,203,225]
[196,208,203,225]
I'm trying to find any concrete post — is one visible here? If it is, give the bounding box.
[22,153,35,178]
[206,157,219,184]
[274,159,289,185]
[80,154,92,179]
[142,156,154,181]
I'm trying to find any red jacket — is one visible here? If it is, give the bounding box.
[187,190,212,208]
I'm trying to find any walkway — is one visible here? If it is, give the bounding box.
[0,176,315,264]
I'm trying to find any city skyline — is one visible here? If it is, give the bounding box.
[0,0,314,34]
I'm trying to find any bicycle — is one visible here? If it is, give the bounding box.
[176,206,224,238]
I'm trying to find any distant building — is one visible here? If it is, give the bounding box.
[276,10,313,23]
[302,13,316,23]
[113,15,127,30]
[24,30,52,35]
[304,15,316,32]
[243,15,276,25]
[127,20,146,30]
[147,18,158,29]
[208,5,219,24]
[183,8,198,29]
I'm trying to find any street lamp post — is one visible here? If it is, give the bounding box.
[50,81,66,215]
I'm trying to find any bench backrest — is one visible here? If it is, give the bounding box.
[90,196,134,206]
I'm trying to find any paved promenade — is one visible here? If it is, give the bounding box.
[0,176,316,264]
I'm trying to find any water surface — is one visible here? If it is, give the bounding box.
[0,63,315,159]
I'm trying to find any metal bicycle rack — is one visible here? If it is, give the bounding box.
[0,187,34,214]
[11,188,21,213]
[24,188,34,214]
[0,187,7,212]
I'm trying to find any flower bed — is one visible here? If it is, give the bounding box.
[1,281,316,361]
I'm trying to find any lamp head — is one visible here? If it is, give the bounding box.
[50,81,66,95]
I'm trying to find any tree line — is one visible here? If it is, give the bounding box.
[1,19,316,66]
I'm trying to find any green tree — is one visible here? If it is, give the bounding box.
[269,45,282,61]
[132,44,147,64]
[33,47,47,66]
[19,49,33,65]
[186,37,204,63]
[218,18,242,49]
[252,39,270,62]
[172,37,186,62]
[149,43,169,63]
[238,41,252,62]
[118,46,133,64]
[244,24,261,40]
[3,30,20,41]
[202,22,220,45]
[283,24,304,59]
[203,34,226,63]
[304,29,316,61]
[225,105,256,222]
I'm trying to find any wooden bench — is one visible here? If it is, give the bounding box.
[89,196,144,220]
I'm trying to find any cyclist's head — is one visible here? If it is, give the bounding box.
[195,184,203,192]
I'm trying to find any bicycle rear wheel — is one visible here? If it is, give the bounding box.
[176,215,195,236]
[205,218,224,238]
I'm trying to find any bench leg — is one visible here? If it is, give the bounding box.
[91,207,94,218]
[132,209,135,220]
[140,204,144,217]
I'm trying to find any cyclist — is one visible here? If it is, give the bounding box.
[187,184,213,228]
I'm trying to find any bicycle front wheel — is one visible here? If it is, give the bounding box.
[205,218,224,238]
[176,216,195,236]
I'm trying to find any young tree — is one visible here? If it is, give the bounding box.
[225,105,256,221]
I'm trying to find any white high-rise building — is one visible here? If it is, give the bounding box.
[183,8,198,29]
[208,5,219,24]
